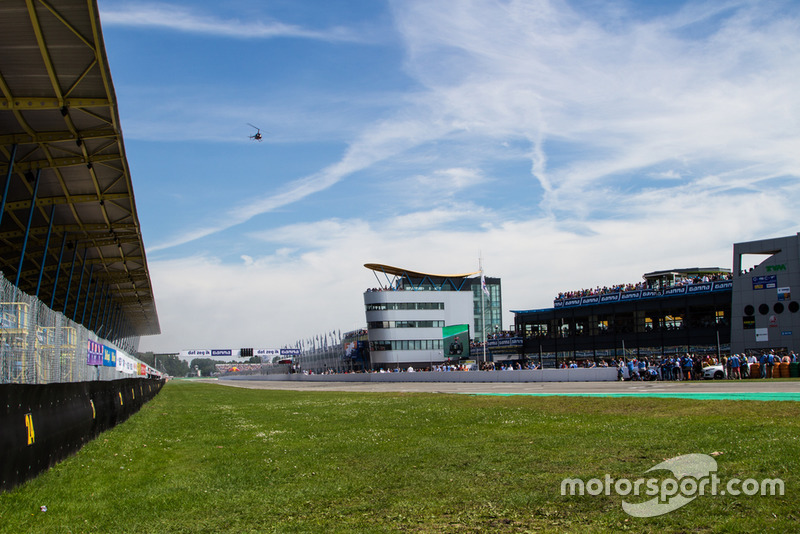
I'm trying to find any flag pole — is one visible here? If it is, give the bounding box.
[480,255,486,368]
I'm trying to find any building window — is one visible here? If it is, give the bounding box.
[366,302,445,312]
[367,320,445,329]
[369,340,443,351]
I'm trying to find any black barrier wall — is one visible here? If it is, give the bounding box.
[0,377,164,492]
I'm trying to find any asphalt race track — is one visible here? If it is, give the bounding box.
[210,377,800,401]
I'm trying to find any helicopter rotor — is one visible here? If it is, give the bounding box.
[247,123,263,141]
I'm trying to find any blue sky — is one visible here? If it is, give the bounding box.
[97,0,800,354]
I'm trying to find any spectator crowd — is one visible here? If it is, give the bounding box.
[557,273,733,300]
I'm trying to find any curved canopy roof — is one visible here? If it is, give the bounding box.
[0,1,159,337]
[364,263,480,279]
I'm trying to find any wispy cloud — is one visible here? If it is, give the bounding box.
[130,0,800,351]
[149,110,455,252]
[150,0,800,251]
[387,0,800,214]
[100,2,360,42]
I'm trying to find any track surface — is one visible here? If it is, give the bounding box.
[211,377,800,400]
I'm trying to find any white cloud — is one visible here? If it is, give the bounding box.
[139,176,797,353]
[100,2,359,42]
[136,0,800,352]
[650,170,683,180]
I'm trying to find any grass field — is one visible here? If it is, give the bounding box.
[1,381,798,533]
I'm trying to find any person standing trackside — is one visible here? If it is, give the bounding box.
[682,354,693,381]
[767,350,776,378]
[730,353,740,379]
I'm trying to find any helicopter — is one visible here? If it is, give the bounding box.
[247,123,263,142]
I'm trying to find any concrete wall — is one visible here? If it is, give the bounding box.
[731,233,800,354]
[222,367,618,383]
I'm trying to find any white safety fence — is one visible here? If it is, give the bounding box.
[0,275,154,384]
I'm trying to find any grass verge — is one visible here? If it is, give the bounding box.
[1,381,798,533]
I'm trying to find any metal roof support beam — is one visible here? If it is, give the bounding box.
[50,232,67,309]
[96,283,111,328]
[105,303,116,340]
[370,265,392,289]
[99,294,111,335]
[63,243,78,313]
[35,204,56,298]
[0,143,17,225]
[81,265,94,325]
[97,284,109,332]
[92,283,103,331]
[87,273,99,329]
[117,316,126,348]
[110,304,120,341]
[401,272,413,290]
[15,169,41,287]
[72,248,87,321]
[97,287,108,331]
[0,153,120,175]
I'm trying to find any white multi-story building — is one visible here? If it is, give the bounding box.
[363,263,500,369]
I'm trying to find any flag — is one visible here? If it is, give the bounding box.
[481,273,490,298]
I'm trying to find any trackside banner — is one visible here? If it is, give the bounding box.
[87,340,103,366]
[554,281,733,308]
[102,346,117,367]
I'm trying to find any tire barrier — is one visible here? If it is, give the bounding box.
[750,363,760,378]
[0,377,163,492]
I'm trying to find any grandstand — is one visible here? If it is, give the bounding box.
[0,0,163,491]
[514,235,800,366]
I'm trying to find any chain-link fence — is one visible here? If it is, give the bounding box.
[0,274,148,384]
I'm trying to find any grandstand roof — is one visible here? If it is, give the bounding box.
[364,263,481,279]
[0,1,159,336]
[643,267,731,280]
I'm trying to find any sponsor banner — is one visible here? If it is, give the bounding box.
[551,281,730,309]
[102,345,117,367]
[116,353,135,374]
[663,286,686,296]
[87,340,103,366]
[753,275,777,290]
[256,348,280,357]
[778,287,791,301]
[280,348,301,356]
[687,283,712,293]
[487,337,523,348]
[181,349,212,358]
[211,349,232,357]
